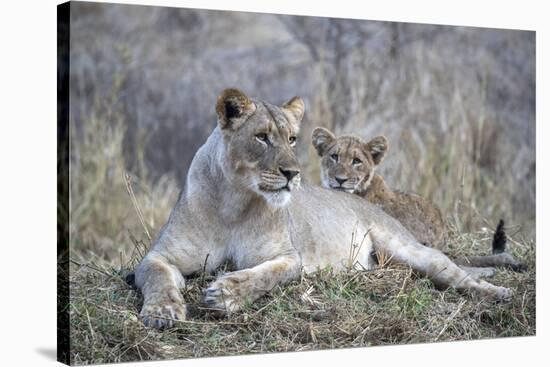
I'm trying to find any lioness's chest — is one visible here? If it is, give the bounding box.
[224,216,294,270]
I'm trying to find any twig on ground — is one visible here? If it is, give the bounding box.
[435,299,466,341]
[70,258,113,278]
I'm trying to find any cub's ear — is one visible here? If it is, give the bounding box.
[282,96,305,124]
[365,136,388,165]
[215,88,256,129]
[312,127,336,156]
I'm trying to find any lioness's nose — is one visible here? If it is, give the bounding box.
[335,177,348,185]
[280,168,300,181]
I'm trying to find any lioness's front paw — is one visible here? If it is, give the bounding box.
[139,290,187,329]
[203,272,251,313]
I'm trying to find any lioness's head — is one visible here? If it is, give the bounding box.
[312,127,388,195]
[216,88,305,207]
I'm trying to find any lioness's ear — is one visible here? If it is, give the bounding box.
[312,127,336,156]
[215,88,256,129]
[282,96,305,123]
[365,136,388,165]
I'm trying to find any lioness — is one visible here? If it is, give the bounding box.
[312,127,525,271]
[134,88,511,329]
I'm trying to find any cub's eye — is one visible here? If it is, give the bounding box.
[352,158,362,165]
[330,153,339,162]
[289,136,297,146]
[255,133,269,144]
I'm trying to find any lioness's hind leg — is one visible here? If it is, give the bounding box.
[371,231,512,301]
[459,266,496,279]
[135,253,187,329]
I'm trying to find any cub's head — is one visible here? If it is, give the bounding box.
[312,127,388,195]
[216,88,304,207]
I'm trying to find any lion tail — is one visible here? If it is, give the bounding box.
[492,219,507,255]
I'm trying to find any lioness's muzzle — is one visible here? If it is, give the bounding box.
[279,167,300,182]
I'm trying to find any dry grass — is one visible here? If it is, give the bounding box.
[68,227,535,365]
[69,70,179,264]
[65,4,536,365]
[67,111,536,364]
[67,108,536,363]
[69,3,535,239]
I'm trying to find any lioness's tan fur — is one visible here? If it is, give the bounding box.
[134,89,511,329]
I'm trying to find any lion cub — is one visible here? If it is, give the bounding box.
[312,127,445,247]
[311,127,526,273]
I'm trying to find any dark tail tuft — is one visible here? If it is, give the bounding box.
[492,219,506,254]
[125,271,136,288]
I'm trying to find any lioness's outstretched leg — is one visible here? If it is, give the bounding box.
[204,254,301,313]
[372,230,511,300]
[134,252,187,328]
[458,266,496,279]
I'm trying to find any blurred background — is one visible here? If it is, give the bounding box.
[68,2,535,264]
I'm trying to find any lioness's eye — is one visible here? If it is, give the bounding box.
[352,158,362,165]
[255,133,269,144]
[330,153,338,162]
[289,136,297,146]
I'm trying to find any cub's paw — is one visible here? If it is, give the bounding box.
[203,272,251,313]
[139,289,187,329]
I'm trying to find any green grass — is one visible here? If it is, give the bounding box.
[68,229,535,365]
